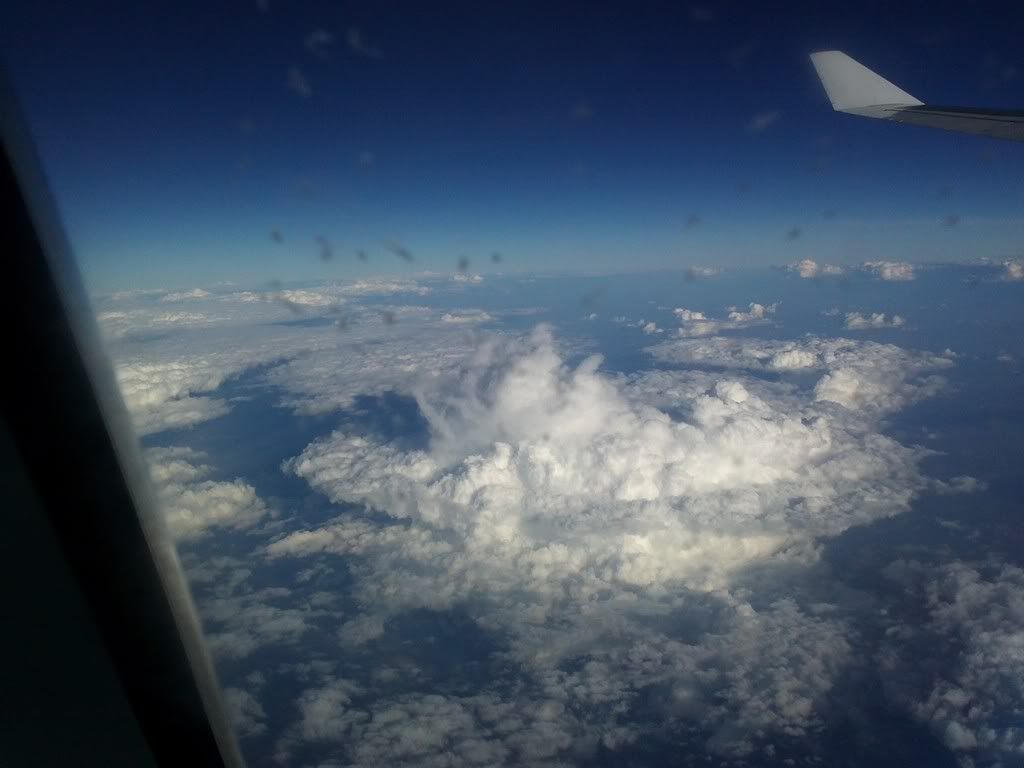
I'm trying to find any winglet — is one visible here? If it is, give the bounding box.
[810,51,922,117]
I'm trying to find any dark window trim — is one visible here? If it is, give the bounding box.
[0,68,245,768]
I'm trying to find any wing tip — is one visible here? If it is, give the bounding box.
[809,50,922,114]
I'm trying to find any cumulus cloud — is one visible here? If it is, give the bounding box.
[789,259,845,278]
[267,325,953,757]
[275,289,335,308]
[225,288,337,309]
[685,265,720,279]
[1002,260,1023,281]
[648,335,952,416]
[116,358,238,434]
[102,273,1005,763]
[880,559,1024,766]
[203,586,323,660]
[147,447,270,540]
[844,312,906,330]
[862,261,916,281]
[673,302,777,337]
[181,553,337,662]
[277,683,587,767]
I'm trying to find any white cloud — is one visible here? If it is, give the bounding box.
[728,302,776,321]
[1002,260,1023,281]
[221,288,336,308]
[182,555,331,660]
[276,289,335,307]
[881,560,1024,766]
[789,259,844,278]
[109,288,167,300]
[220,280,433,306]
[672,302,776,337]
[161,288,211,302]
[648,335,951,416]
[147,446,270,541]
[295,678,366,742]
[99,276,1008,761]
[267,325,951,756]
[452,272,484,284]
[95,279,499,434]
[278,684,585,767]
[641,321,661,334]
[794,258,820,278]
[932,475,986,495]
[109,317,329,432]
[862,261,916,281]
[844,312,906,330]
[336,279,432,297]
[203,588,320,660]
[263,326,478,415]
[441,310,493,324]
[97,309,225,339]
[116,359,238,434]
[686,265,720,278]
[222,291,265,304]
[338,615,387,647]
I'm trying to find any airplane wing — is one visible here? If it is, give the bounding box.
[810,50,1024,142]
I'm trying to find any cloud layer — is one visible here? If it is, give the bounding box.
[147,447,270,540]
[266,324,957,758]
[880,559,1024,767]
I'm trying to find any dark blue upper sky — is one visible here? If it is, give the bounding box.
[3,0,1023,292]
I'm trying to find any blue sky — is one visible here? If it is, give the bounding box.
[3,1,1023,293]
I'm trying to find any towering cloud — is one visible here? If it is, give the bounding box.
[268,325,957,758]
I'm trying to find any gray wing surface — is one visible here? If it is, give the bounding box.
[810,50,1024,142]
